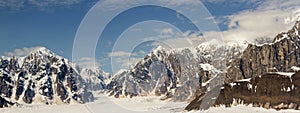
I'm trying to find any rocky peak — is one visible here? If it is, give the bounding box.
[273,21,300,43]
[226,21,300,83]
[288,20,300,35]
[106,39,246,101]
[0,47,94,108]
[187,21,300,111]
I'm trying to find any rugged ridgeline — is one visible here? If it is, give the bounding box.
[106,41,246,101]
[0,47,106,108]
[226,21,300,83]
[185,21,300,111]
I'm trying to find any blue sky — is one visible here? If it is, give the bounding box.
[1,0,299,73]
[0,0,95,58]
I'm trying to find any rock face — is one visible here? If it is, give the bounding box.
[226,21,300,83]
[186,21,300,111]
[0,47,95,108]
[106,41,246,101]
[107,48,203,101]
[186,71,300,111]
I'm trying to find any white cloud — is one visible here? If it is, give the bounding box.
[157,28,174,36]
[108,31,205,70]
[28,0,82,7]
[204,0,300,41]
[75,57,102,69]
[113,57,141,69]
[138,50,146,54]
[130,28,142,32]
[158,31,205,48]
[4,46,44,57]
[108,51,136,57]
[109,51,141,70]
[99,0,203,11]
[201,0,261,4]
[222,10,293,41]
[176,12,185,21]
[0,0,83,10]
[285,9,300,24]
[145,28,205,49]
[257,0,300,10]
[146,28,177,41]
[0,0,24,9]
[59,50,64,54]
[160,0,199,6]
[99,0,144,11]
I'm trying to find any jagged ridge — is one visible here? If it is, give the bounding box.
[0,47,106,107]
[186,21,300,111]
[106,40,247,101]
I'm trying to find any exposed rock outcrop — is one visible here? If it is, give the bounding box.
[186,71,300,111]
[226,21,300,83]
[186,21,300,111]
[106,41,246,101]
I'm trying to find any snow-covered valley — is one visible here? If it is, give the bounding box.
[0,92,187,113]
[1,92,299,113]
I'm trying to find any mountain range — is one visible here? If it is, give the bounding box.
[107,21,300,110]
[0,21,300,112]
[186,21,300,110]
[0,47,108,107]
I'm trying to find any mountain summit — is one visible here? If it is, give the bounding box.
[186,21,300,111]
[0,47,104,107]
[106,37,247,101]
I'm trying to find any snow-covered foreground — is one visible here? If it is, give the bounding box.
[188,105,300,113]
[1,92,300,113]
[0,92,187,113]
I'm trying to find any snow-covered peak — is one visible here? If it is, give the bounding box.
[295,20,300,29]
[0,47,94,106]
[197,39,223,50]
[225,40,248,48]
[195,39,247,61]
[114,69,128,76]
[151,46,168,56]
[81,67,110,79]
[26,46,62,59]
[272,21,300,44]
[106,35,249,101]
[273,33,289,43]
[154,45,163,51]
[80,67,108,91]
[28,46,51,54]
[34,46,49,52]
[197,39,247,52]
[286,20,300,36]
